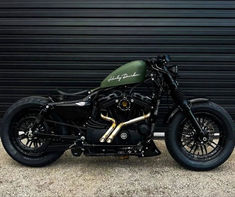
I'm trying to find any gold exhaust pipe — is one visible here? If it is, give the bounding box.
[99,114,116,143]
[106,113,151,143]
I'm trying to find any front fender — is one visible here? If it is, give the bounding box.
[165,98,209,124]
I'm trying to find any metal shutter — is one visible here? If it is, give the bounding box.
[0,1,235,130]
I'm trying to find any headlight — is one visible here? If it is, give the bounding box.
[169,64,178,76]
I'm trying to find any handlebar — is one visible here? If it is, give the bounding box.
[146,55,178,77]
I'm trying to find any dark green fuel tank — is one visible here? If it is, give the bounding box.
[100,60,146,88]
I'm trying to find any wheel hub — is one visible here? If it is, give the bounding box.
[27,128,34,138]
[193,129,209,144]
[202,136,208,142]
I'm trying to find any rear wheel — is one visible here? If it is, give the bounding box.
[166,102,235,171]
[1,96,66,167]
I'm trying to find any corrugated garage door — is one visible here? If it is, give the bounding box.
[0,1,235,131]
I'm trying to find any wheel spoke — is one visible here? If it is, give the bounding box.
[200,145,204,156]
[28,141,33,148]
[182,139,194,147]
[18,134,27,140]
[192,144,198,155]
[181,133,192,138]
[199,117,204,126]
[34,141,38,148]
[26,139,30,146]
[208,141,216,149]
[189,143,196,153]
[209,140,218,146]
[203,144,208,155]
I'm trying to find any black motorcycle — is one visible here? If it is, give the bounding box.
[1,55,234,170]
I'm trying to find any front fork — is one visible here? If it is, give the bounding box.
[175,96,205,135]
[164,69,205,135]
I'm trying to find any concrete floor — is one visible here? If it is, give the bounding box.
[0,141,234,197]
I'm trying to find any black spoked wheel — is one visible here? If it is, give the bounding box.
[166,102,235,171]
[10,109,50,157]
[178,112,225,161]
[1,96,66,167]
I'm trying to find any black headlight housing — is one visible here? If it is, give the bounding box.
[168,64,178,78]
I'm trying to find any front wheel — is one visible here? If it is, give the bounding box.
[166,101,235,171]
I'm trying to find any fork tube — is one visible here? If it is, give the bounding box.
[163,67,204,134]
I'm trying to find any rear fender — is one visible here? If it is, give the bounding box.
[165,98,209,124]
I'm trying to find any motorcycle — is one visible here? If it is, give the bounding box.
[1,55,234,170]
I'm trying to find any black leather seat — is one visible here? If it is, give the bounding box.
[56,89,89,96]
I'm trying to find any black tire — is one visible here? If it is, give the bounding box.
[165,101,235,171]
[0,96,66,167]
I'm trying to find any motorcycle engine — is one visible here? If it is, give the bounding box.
[86,90,152,145]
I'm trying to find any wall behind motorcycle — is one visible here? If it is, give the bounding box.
[0,1,235,129]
